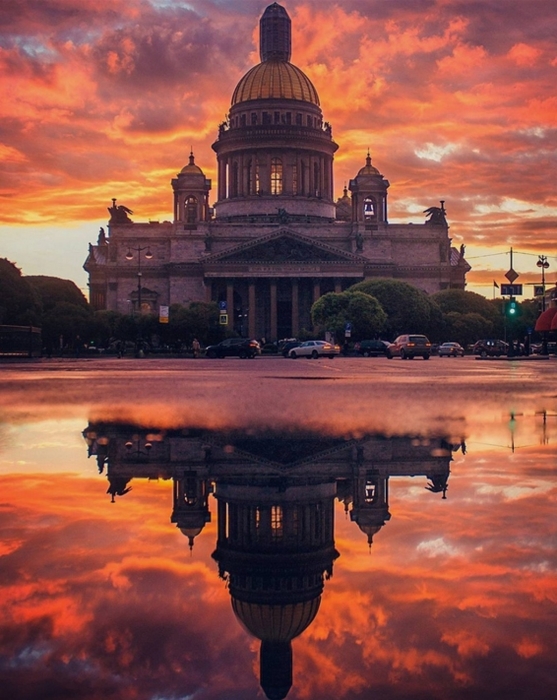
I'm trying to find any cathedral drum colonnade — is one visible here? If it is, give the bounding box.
[84,2,470,341]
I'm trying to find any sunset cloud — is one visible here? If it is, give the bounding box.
[0,0,556,292]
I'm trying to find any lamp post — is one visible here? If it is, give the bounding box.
[537,255,550,312]
[126,245,153,355]
[126,245,153,314]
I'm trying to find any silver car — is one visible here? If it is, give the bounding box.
[289,340,340,359]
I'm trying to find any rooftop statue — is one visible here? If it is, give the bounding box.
[108,198,133,223]
[423,202,447,225]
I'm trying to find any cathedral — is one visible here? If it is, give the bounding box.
[85,2,470,341]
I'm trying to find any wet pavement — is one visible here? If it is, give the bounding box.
[1,356,556,699]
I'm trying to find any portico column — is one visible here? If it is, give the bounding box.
[291,278,299,337]
[334,278,342,293]
[248,280,256,339]
[226,281,234,332]
[312,279,321,334]
[270,279,278,342]
[205,278,212,303]
[313,279,321,304]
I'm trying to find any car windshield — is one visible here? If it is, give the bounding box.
[409,336,428,343]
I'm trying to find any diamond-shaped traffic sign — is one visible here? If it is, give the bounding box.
[505,268,519,283]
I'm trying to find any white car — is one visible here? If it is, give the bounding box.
[289,340,340,359]
[438,342,465,357]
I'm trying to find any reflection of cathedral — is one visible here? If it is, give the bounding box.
[84,3,470,340]
[84,423,455,699]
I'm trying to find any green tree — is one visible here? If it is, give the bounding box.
[27,276,88,312]
[0,258,42,325]
[431,289,499,324]
[443,312,494,347]
[311,291,387,340]
[348,278,442,339]
[41,302,93,353]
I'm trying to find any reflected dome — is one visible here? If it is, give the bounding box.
[232,598,321,642]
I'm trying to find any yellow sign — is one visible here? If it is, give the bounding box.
[219,313,228,325]
[159,305,169,324]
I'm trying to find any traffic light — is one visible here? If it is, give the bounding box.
[506,298,520,317]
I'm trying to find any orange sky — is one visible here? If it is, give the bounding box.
[1,0,556,297]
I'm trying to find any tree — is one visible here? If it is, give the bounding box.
[348,279,442,339]
[311,291,387,340]
[41,302,93,352]
[0,258,42,325]
[443,312,494,347]
[431,289,499,325]
[26,276,88,312]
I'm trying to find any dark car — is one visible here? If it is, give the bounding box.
[280,340,302,357]
[353,339,393,357]
[390,334,432,359]
[205,338,261,359]
[472,339,508,357]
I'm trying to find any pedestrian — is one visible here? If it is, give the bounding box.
[192,338,201,358]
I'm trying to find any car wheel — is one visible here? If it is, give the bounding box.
[386,353,393,359]
[363,350,370,357]
[311,350,319,359]
[480,350,487,358]
[290,351,297,358]
[400,349,406,359]
[207,350,217,359]
[423,354,430,360]
[239,350,247,359]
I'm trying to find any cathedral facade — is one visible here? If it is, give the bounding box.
[84,2,470,342]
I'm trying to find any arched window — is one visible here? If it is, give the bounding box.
[292,164,298,195]
[271,157,283,195]
[364,197,375,219]
[186,195,198,223]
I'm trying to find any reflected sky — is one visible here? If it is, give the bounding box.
[1,360,556,699]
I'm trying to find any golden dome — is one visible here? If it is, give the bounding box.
[231,61,320,106]
[357,153,381,177]
[232,598,321,642]
[180,151,204,175]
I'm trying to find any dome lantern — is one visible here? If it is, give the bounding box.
[260,3,291,62]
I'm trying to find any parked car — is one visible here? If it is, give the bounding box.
[438,342,465,357]
[280,340,302,357]
[472,339,508,357]
[353,339,393,358]
[205,338,261,358]
[389,334,432,359]
[289,340,340,359]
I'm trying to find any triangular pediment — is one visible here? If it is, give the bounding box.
[203,229,364,264]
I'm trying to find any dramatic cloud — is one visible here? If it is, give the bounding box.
[0,0,556,293]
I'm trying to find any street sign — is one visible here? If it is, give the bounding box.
[505,268,519,283]
[500,284,523,296]
[159,305,169,324]
[344,322,352,338]
[219,313,228,325]
[534,285,545,297]
[219,301,227,311]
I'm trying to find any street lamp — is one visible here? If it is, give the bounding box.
[126,245,153,355]
[537,255,550,312]
[125,245,153,314]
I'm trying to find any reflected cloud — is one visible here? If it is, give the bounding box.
[1,394,557,698]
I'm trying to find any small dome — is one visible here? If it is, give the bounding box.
[180,151,203,175]
[357,153,381,177]
[231,61,320,106]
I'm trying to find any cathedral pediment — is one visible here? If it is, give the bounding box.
[203,230,364,264]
